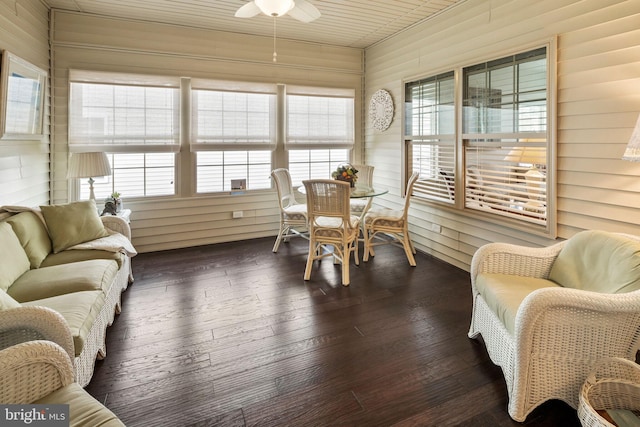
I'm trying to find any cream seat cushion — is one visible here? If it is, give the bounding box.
[36,382,124,427]
[8,259,119,302]
[23,290,105,357]
[475,273,560,335]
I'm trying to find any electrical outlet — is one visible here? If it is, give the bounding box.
[233,211,243,219]
[431,223,441,233]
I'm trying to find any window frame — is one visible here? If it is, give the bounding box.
[68,70,181,200]
[403,39,557,238]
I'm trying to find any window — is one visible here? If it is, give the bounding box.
[286,86,354,186]
[191,81,276,193]
[405,44,554,234]
[69,71,180,199]
[405,72,455,202]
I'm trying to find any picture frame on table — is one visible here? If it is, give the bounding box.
[0,50,47,140]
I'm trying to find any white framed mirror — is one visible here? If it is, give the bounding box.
[0,50,47,140]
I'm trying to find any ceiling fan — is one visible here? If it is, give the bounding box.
[235,0,321,62]
[235,0,321,23]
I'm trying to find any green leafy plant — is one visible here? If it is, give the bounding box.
[110,191,121,199]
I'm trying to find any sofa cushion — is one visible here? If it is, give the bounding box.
[0,222,31,292]
[23,290,105,357]
[41,249,123,269]
[8,259,119,303]
[36,382,124,426]
[0,288,21,310]
[549,230,640,294]
[6,211,52,268]
[476,273,560,335]
[40,200,109,254]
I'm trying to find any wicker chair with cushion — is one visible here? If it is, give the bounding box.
[349,164,375,216]
[271,168,308,253]
[303,179,360,286]
[362,171,419,266]
[468,230,640,422]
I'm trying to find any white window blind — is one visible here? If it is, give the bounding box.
[286,87,355,149]
[68,71,180,153]
[191,80,276,193]
[191,83,276,151]
[404,72,455,203]
[463,47,548,225]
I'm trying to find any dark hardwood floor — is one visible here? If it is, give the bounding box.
[86,237,582,426]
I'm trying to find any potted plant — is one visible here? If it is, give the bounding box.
[110,191,123,213]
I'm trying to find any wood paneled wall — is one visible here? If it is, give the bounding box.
[50,10,364,253]
[0,0,50,206]
[364,0,640,271]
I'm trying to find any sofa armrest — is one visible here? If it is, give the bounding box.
[101,215,131,240]
[0,306,75,362]
[0,340,74,404]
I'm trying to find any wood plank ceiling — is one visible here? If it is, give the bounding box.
[42,0,467,49]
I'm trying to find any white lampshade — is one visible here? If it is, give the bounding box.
[67,152,111,179]
[622,114,640,161]
[255,0,295,16]
[67,152,111,201]
[504,146,546,166]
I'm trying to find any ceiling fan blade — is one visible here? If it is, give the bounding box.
[287,0,321,23]
[235,1,262,18]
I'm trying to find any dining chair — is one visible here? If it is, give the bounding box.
[363,171,420,266]
[271,168,308,253]
[350,164,375,216]
[303,179,361,286]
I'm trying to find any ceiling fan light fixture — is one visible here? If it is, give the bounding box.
[255,0,295,17]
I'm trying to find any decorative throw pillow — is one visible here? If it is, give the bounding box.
[6,211,52,268]
[0,222,31,291]
[40,200,109,254]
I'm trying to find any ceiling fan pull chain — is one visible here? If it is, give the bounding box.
[273,16,278,62]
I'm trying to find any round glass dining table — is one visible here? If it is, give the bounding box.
[297,184,388,198]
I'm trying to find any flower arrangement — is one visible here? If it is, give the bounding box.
[331,164,359,187]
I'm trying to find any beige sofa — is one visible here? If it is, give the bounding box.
[0,200,135,387]
[468,229,640,421]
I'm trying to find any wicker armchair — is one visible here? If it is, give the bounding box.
[468,230,640,422]
[0,340,124,426]
[0,307,124,426]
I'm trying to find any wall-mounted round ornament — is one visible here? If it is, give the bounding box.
[369,89,394,131]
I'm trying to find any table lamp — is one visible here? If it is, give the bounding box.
[67,152,111,201]
[504,146,546,204]
[622,114,640,161]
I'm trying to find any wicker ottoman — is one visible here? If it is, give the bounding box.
[578,357,640,427]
